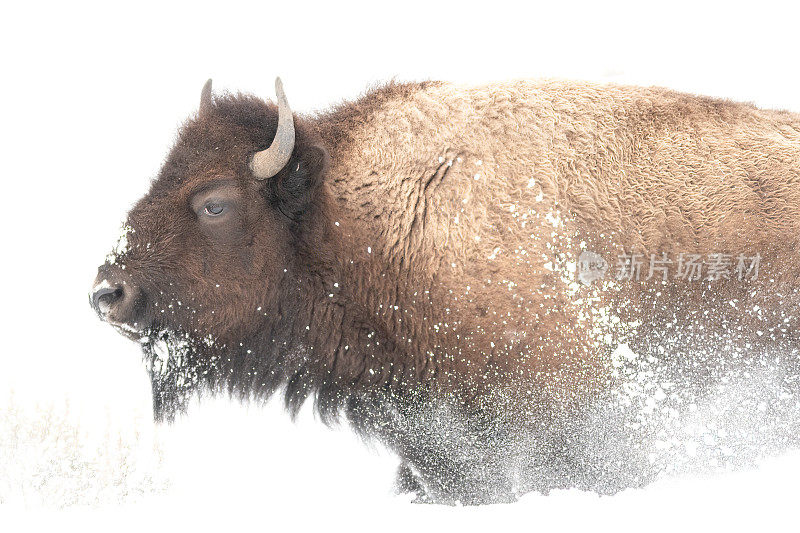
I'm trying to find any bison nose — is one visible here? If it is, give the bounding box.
[91,282,125,317]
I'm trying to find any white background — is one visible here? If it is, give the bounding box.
[1,0,799,531]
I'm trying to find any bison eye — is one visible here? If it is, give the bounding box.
[190,181,239,225]
[204,202,225,216]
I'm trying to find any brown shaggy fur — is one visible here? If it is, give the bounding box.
[93,78,800,504]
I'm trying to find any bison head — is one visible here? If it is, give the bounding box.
[90,79,329,420]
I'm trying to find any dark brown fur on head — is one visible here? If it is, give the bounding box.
[95,90,346,420]
[142,92,327,333]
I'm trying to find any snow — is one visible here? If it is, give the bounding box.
[91,279,112,294]
[105,225,133,266]
[4,0,800,530]
[2,392,800,531]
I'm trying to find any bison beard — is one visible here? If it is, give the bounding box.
[92,78,800,505]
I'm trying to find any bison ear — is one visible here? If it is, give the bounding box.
[265,143,328,220]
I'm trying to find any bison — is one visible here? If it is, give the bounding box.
[92,77,800,504]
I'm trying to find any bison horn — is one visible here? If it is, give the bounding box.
[199,79,213,113]
[250,77,296,180]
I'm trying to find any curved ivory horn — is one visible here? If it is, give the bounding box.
[250,77,295,180]
[199,79,213,112]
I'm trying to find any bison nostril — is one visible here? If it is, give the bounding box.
[91,284,124,316]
